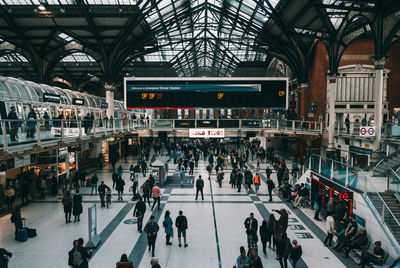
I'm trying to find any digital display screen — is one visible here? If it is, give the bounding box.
[124,78,288,109]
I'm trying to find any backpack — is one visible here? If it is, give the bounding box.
[62,196,72,207]
[72,248,83,266]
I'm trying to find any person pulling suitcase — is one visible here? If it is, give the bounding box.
[10,208,26,241]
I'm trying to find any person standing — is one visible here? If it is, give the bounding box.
[175,210,188,247]
[236,170,243,193]
[151,184,161,211]
[244,169,253,193]
[144,216,159,257]
[5,186,15,211]
[115,176,125,201]
[266,177,275,202]
[68,238,92,268]
[230,169,237,189]
[313,192,322,221]
[290,240,302,268]
[62,190,73,223]
[90,174,98,196]
[163,210,173,245]
[179,168,186,188]
[273,208,289,232]
[143,180,151,206]
[195,175,204,200]
[142,161,147,177]
[73,189,83,222]
[10,208,23,241]
[133,195,146,232]
[129,165,135,180]
[324,212,336,247]
[117,165,123,177]
[244,213,258,251]
[7,106,19,142]
[98,181,111,207]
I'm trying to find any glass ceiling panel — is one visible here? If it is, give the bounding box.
[0,0,139,4]
[61,52,96,62]
[0,53,29,63]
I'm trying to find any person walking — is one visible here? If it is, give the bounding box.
[235,246,250,268]
[150,258,161,268]
[0,248,12,268]
[290,240,302,268]
[249,248,263,268]
[259,220,269,257]
[253,173,260,193]
[115,176,125,201]
[216,168,224,188]
[195,175,204,200]
[90,174,98,196]
[273,208,289,232]
[112,171,118,189]
[98,181,111,207]
[7,106,19,142]
[230,169,237,189]
[72,189,83,222]
[206,164,212,180]
[144,216,159,257]
[266,177,275,202]
[272,221,282,251]
[116,253,134,268]
[62,190,73,223]
[163,210,173,245]
[189,160,194,175]
[236,170,243,192]
[244,169,253,193]
[117,165,124,177]
[179,168,186,188]
[265,166,272,179]
[277,232,291,268]
[324,212,336,247]
[175,210,188,247]
[133,195,146,232]
[151,184,161,211]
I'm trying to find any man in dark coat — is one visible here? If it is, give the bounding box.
[7,106,19,142]
[195,175,204,200]
[133,196,146,232]
[144,216,159,257]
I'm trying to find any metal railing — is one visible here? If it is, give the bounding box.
[307,154,400,253]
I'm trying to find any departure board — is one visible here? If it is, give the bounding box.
[124,77,288,109]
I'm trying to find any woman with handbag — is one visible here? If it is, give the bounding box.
[163,210,173,245]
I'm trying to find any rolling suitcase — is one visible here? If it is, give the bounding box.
[17,228,28,242]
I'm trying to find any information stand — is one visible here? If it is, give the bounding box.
[86,203,101,248]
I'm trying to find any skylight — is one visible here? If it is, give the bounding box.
[0,53,29,63]
[61,52,96,62]
[58,33,74,42]
[0,0,139,5]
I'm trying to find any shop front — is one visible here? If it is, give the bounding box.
[309,171,354,219]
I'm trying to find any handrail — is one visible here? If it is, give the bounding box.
[374,148,400,170]
[309,154,400,236]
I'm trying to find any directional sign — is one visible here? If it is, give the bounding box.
[359,126,375,137]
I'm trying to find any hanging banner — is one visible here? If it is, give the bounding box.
[189,128,225,138]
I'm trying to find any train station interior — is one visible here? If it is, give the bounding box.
[0,0,400,267]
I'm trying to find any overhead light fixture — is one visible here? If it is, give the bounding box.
[38,4,46,11]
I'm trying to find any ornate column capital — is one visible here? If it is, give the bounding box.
[104,82,116,91]
[327,73,337,83]
[371,56,388,70]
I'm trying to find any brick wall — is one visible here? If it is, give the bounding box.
[386,40,400,116]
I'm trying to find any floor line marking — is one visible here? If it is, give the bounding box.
[209,177,223,268]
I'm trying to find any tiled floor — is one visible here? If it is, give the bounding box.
[0,157,357,268]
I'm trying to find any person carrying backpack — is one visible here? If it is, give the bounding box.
[175,210,188,247]
[62,190,73,223]
[68,238,92,268]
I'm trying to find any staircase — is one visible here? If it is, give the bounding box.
[368,192,400,243]
[374,151,400,176]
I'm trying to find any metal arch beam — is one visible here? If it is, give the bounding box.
[75,0,106,57]
[382,21,400,54]
[39,29,57,56]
